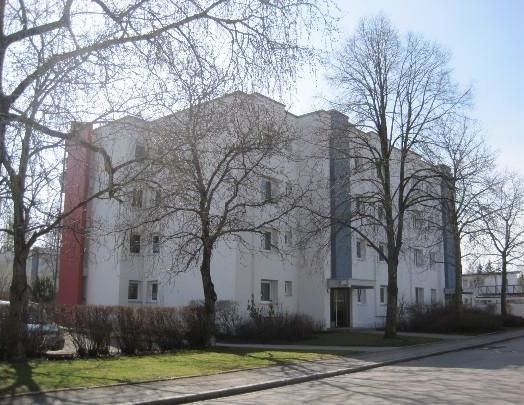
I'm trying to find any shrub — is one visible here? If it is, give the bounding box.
[502,314,524,328]
[404,304,503,334]
[148,307,184,351]
[236,299,314,342]
[56,305,113,357]
[114,306,150,355]
[180,303,209,347]
[215,300,242,338]
[31,277,55,303]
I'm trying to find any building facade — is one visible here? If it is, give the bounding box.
[57,92,456,328]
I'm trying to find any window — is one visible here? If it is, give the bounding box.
[284,281,293,297]
[415,287,424,305]
[261,229,277,251]
[414,248,424,267]
[430,288,437,305]
[147,281,158,302]
[130,234,141,253]
[356,239,365,260]
[135,144,146,159]
[128,280,140,301]
[284,231,292,247]
[357,288,367,304]
[380,285,387,304]
[261,178,278,202]
[378,243,387,262]
[132,188,143,207]
[353,196,362,214]
[152,235,160,253]
[261,279,277,303]
[353,156,363,171]
[412,211,423,230]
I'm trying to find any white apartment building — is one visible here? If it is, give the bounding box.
[57,91,456,328]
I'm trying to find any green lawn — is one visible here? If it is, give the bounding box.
[298,330,441,347]
[0,349,333,396]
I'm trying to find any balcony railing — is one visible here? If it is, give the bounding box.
[475,285,524,297]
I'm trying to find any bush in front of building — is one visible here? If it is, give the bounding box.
[234,299,315,342]
[404,304,504,334]
[502,314,524,328]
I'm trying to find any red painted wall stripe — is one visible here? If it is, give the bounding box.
[57,124,92,305]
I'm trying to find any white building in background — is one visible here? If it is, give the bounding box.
[57,92,456,328]
[462,270,524,317]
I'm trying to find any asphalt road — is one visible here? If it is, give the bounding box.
[198,337,524,404]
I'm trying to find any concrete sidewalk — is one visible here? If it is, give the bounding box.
[2,329,524,405]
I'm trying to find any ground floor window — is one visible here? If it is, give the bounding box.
[415,287,424,305]
[430,288,437,304]
[128,280,141,301]
[261,279,278,303]
[284,281,293,296]
[147,281,158,302]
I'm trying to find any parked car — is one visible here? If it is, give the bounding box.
[0,300,65,352]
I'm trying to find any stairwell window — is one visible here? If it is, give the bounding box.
[380,286,387,304]
[357,288,367,304]
[414,248,425,267]
[378,243,387,262]
[356,239,365,260]
[152,235,160,253]
[261,229,278,251]
[261,178,279,203]
[128,280,140,301]
[132,188,143,208]
[284,281,293,297]
[415,287,424,305]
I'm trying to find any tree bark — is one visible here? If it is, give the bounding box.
[384,256,398,338]
[199,243,217,346]
[500,254,508,319]
[7,240,30,361]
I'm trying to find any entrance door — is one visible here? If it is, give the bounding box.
[330,288,350,328]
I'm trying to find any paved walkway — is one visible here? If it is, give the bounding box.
[2,329,523,405]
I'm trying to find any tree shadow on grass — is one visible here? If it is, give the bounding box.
[0,360,50,403]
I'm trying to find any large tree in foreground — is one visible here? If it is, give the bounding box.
[328,15,467,338]
[0,0,328,360]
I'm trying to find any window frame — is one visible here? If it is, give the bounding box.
[128,280,140,301]
[415,287,425,305]
[261,280,272,303]
[284,281,293,297]
[380,285,387,305]
[130,234,141,254]
[152,234,160,254]
[147,280,158,303]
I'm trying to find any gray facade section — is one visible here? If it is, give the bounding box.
[329,111,352,280]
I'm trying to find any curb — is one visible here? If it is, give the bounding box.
[138,332,524,405]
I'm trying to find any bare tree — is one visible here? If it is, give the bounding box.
[113,82,305,345]
[328,15,467,338]
[477,174,524,318]
[424,116,495,308]
[0,0,329,360]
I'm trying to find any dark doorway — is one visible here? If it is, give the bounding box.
[330,288,350,328]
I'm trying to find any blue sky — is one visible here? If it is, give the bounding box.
[284,0,524,174]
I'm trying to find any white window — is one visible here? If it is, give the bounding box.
[356,239,365,260]
[380,285,387,304]
[415,287,424,305]
[357,288,367,304]
[430,288,437,304]
[412,211,423,230]
[135,144,146,159]
[130,234,141,254]
[261,279,278,303]
[414,248,424,267]
[261,178,279,202]
[378,242,387,262]
[284,281,293,297]
[128,280,141,301]
[261,229,278,251]
[284,231,293,247]
[132,188,143,207]
[152,235,160,253]
[147,281,158,302]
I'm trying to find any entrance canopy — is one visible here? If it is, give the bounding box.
[327,278,375,289]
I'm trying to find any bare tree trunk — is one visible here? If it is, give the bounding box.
[384,256,398,338]
[199,244,217,346]
[452,212,463,309]
[7,236,30,361]
[500,253,508,319]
